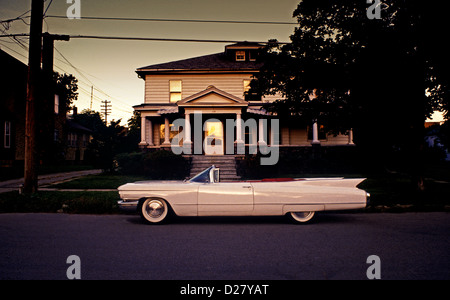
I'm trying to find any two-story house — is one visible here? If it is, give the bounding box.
[134,42,353,158]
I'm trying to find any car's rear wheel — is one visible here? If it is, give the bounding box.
[289,211,315,223]
[139,198,169,224]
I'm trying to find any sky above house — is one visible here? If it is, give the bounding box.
[0,0,300,124]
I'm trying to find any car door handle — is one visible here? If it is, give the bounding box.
[242,186,252,189]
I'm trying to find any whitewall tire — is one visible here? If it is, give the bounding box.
[139,198,170,224]
[289,211,315,223]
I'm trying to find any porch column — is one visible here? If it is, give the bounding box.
[147,119,154,146]
[163,117,171,145]
[311,120,321,145]
[139,116,148,147]
[258,118,267,146]
[235,113,244,144]
[183,113,193,154]
[184,113,192,143]
[348,128,355,145]
[235,113,245,155]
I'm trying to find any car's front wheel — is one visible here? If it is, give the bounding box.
[289,211,315,224]
[139,198,170,224]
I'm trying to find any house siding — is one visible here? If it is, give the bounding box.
[145,74,253,103]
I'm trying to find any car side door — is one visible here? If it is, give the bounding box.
[197,182,254,216]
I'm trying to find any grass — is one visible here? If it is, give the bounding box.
[50,174,149,189]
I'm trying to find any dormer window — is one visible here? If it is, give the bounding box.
[235,51,246,61]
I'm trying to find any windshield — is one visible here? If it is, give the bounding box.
[190,166,213,183]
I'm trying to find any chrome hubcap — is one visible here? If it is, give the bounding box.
[145,200,164,218]
[293,212,312,219]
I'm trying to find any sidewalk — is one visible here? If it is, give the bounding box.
[0,169,103,194]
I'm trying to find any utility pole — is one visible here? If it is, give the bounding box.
[101,100,112,125]
[41,33,70,164]
[23,0,44,194]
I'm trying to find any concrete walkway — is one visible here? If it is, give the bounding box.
[0,169,102,194]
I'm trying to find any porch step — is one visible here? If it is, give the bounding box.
[189,155,240,181]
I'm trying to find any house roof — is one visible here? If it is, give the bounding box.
[137,53,262,74]
[136,42,264,75]
[66,120,93,133]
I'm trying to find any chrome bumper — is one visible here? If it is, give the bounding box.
[118,200,139,210]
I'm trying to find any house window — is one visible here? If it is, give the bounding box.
[236,51,246,61]
[4,121,11,149]
[169,80,182,103]
[160,124,183,146]
[54,94,60,114]
[54,129,60,142]
[68,133,78,147]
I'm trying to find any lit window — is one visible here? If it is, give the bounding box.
[160,124,183,146]
[54,94,60,114]
[4,121,11,149]
[170,80,182,103]
[236,51,246,61]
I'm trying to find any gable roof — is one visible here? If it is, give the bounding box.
[177,85,248,107]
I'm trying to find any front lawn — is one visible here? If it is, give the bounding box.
[49,174,148,189]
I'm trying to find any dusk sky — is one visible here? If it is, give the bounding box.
[0,0,300,124]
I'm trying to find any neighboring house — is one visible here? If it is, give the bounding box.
[65,117,92,162]
[134,42,354,156]
[0,49,27,167]
[0,49,91,166]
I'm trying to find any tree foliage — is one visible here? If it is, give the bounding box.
[251,0,450,191]
[53,72,78,113]
[253,0,449,161]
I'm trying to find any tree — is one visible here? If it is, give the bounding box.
[74,110,135,172]
[53,72,78,112]
[253,0,450,191]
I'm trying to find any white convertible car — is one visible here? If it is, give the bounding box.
[118,166,369,224]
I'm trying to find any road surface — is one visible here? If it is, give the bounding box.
[0,212,449,280]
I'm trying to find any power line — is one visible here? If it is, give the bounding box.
[69,34,289,44]
[45,15,297,25]
[0,33,289,44]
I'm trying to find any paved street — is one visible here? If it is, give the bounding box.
[0,212,449,280]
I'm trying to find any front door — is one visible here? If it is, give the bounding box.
[204,121,224,155]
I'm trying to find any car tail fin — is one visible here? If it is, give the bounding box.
[302,178,366,188]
